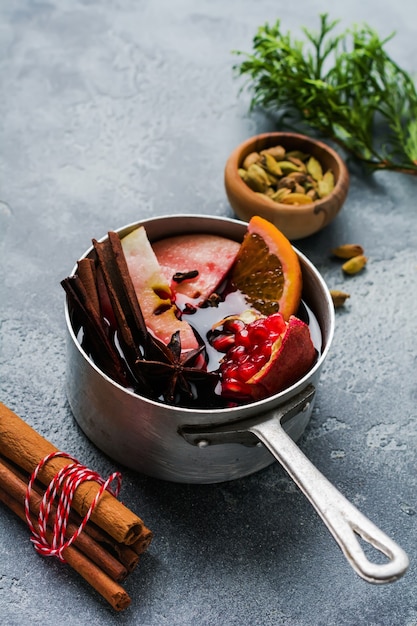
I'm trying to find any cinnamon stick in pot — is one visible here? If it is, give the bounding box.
[76,257,101,315]
[61,275,131,387]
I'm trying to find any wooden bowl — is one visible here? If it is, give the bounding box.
[224,132,349,240]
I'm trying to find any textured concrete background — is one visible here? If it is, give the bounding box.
[1,1,417,624]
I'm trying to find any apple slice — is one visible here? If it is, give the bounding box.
[121,227,198,350]
[152,234,240,302]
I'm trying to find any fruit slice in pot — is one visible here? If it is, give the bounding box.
[214,312,316,401]
[153,233,240,301]
[121,226,198,350]
[231,215,302,320]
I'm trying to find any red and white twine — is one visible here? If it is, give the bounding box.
[24,451,122,562]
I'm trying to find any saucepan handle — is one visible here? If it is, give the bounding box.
[249,415,409,584]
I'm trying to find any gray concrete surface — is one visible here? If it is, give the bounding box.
[1,1,417,624]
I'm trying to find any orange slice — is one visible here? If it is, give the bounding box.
[231,216,302,320]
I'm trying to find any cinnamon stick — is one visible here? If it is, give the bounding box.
[0,402,149,546]
[0,457,129,582]
[76,520,141,573]
[92,233,150,387]
[0,486,131,611]
[1,454,141,573]
[76,258,101,314]
[131,527,154,555]
[94,232,149,349]
[60,500,141,573]
[61,275,130,387]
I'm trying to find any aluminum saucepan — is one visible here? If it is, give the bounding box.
[64,214,409,584]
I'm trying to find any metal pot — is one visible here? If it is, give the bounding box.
[64,214,409,584]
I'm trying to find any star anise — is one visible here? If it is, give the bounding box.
[135,331,219,405]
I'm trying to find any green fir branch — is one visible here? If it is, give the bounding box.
[233,14,417,174]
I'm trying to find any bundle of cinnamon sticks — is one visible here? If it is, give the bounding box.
[0,402,153,611]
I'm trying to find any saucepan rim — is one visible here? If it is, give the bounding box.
[64,213,335,418]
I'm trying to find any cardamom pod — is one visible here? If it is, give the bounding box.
[242,151,261,170]
[271,187,292,202]
[342,255,367,275]
[261,145,286,160]
[238,168,250,184]
[317,170,335,198]
[277,176,296,190]
[244,163,270,192]
[330,289,350,307]
[332,244,365,259]
[287,156,307,172]
[307,156,323,181]
[287,171,308,183]
[281,192,313,205]
[286,150,309,161]
[278,160,303,174]
[306,188,318,200]
[260,152,283,177]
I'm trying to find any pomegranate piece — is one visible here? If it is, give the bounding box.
[215,313,316,401]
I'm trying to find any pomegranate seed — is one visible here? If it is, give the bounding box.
[235,361,259,381]
[251,352,268,366]
[248,325,269,344]
[261,339,273,355]
[266,313,286,333]
[235,328,251,347]
[220,362,239,377]
[210,333,236,352]
[221,378,252,398]
[223,318,245,334]
[227,345,246,360]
